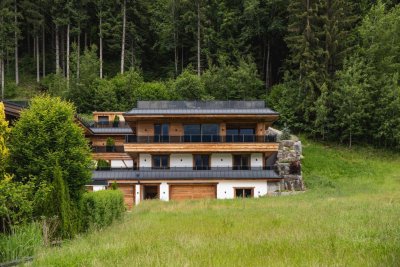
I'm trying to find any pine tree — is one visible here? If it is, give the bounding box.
[49,164,73,238]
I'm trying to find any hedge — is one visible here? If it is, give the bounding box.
[80,190,125,231]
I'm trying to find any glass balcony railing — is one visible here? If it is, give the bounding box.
[125,134,277,143]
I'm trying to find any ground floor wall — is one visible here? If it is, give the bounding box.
[92,179,281,208]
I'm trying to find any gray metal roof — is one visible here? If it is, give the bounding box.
[92,168,281,180]
[125,101,278,115]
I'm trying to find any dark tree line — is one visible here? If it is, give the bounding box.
[0,0,399,147]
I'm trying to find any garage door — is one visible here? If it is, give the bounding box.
[170,184,216,201]
[117,184,135,209]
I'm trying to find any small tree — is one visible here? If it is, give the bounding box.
[9,96,92,204]
[48,165,73,238]
[106,137,115,152]
[0,102,11,178]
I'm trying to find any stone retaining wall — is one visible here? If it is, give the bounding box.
[276,140,304,191]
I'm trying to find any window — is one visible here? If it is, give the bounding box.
[233,155,250,170]
[98,116,109,126]
[226,125,255,142]
[193,155,210,170]
[184,124,219,142]
[154,124,169,142]
[235,188,253,198]
[152,155,169,169]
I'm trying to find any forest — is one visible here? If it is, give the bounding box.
[0,0,400,147]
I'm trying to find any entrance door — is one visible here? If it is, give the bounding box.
[142,185,159,200]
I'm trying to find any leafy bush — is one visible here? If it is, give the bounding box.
[80,190,125,231]
[0,223,42,263]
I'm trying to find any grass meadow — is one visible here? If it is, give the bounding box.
[33,140,400,266]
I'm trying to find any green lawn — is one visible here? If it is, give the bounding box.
[33,140,400,266]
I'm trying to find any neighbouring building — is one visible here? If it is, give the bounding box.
[3,100,304,209]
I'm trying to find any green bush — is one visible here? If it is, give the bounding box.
[80,190,125,231]
[97,159,111,170]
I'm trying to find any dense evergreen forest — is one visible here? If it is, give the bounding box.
[0,0,399,147]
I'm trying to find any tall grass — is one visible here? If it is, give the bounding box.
[0,223,42,263]
[33,140,400,266]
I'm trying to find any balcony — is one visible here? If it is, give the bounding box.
[125,134,277,143]
[124,134,279,153]
[92,166,281,180]
[92,146,125,153]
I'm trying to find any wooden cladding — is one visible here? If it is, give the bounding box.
[124,143,279,153]
[169,184,216,201]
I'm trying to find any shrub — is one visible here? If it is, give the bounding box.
[97,159,110,170]
[80,190,125,231]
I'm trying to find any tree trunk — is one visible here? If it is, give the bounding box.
[120,0,126,74]
[196,0,201,76]
[173,0,178,77]
[55,25,60,74]
[84,31,87,49]
[60,28,65,76]
[1,57,4,99]
[77,30,80,81]
[36,35,40,82]
[33,34,36,62]
[66,24,70,88]
[14,0,19,85]
[131,39,134,68]
[265,39,270,92]
[99,15,103,79]
[42,24,45,77]
[181,44,183,72]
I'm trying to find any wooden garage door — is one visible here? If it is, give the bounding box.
[118,184,135,209]
[170,184,216,201]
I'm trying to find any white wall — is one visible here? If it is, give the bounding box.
[160,182,169,201]
[111,160,133,168]
[139,154,152,168]
[251,153,263,168]
[93,185,106,192]
[211,153,232,168]
[217,181,268,199]
[170,154,193,168]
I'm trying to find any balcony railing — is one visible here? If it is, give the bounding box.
[125,134,277,143]
[76,115,130,129]
[92,146,125,153]
[96,166,277,171]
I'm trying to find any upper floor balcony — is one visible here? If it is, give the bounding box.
[123,134,279,153]
[125,134,277,143]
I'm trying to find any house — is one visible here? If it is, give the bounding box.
[78,101,286,209]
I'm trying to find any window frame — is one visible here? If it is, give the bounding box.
[151,154,170,169]
[234,187,254,198]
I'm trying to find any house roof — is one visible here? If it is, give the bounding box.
[92,168,281,180]
[124,101,279,115]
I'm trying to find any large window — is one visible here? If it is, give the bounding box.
[226,126,255,142]
[235,188,253,198]
[193,154,210,170]
[233,154,250,170]
[183,124,219,142]
[152,155,169,169]
[154,124,169,142]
